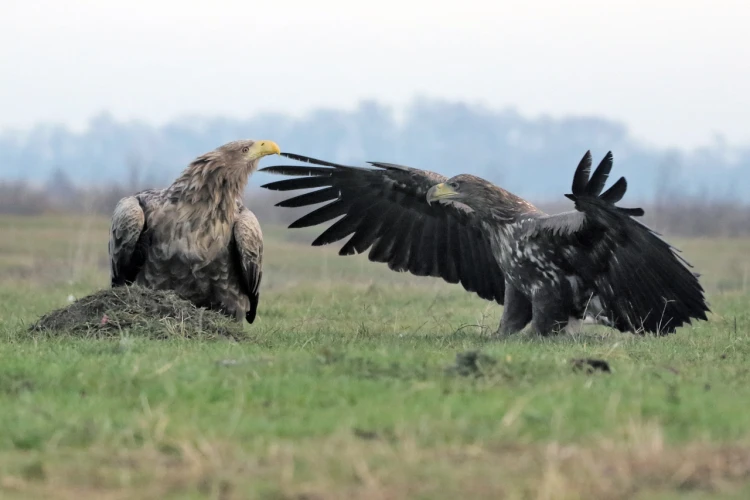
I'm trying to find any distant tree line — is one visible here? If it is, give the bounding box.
[1,98,749,201]
[2,98,750,236]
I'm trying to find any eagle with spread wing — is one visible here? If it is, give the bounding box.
[260,151,709,335]
[109,139,280,323]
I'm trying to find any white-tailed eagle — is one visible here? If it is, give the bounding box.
[109,139,280,323]
[260,151,709,335]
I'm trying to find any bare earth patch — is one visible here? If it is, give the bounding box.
[28,285,249,341]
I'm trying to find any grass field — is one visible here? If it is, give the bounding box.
[1,214,750,499]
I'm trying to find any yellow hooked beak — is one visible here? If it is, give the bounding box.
[426,183,459,205]
[247,140,281,160]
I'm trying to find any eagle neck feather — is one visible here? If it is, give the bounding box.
[162,155,249,261]
[168,155,248,223]
[473,185,542,225]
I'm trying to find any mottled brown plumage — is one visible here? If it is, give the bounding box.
[109,139,280,323]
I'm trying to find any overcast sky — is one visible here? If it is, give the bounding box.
[1,0,748,149]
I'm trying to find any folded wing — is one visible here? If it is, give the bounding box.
[232,207,264,323]
[109,196,147,286]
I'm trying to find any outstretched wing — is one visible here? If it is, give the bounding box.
[109,195,147,286]
[525,151,709,334]
[232,206,264,323]
[260,153,506,304]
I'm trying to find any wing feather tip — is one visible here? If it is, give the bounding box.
[571,150,593,195]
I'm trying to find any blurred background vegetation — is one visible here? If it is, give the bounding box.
[2,99,750,237]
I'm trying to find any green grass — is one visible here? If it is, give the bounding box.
[1,214,750,499]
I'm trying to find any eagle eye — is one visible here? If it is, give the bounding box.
[449,182,459,189]
[242,146,250,153]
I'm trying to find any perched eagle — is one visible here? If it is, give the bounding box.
[260,151,709,335]
[108,139,280,323]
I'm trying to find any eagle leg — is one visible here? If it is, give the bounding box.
[495,283,532,337]
[530,290,569,336]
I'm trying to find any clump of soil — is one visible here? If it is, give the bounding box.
[571,358,611,374]
[445,350,497,377]
[29,285,248,340]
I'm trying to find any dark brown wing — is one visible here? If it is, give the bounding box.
[524,151,709,334]
[232,206,264,323]
[260,153,506,304]
[109,195,147,286]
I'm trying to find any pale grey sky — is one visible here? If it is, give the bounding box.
[1,0,748,149]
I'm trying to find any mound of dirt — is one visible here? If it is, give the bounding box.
[29,285,248,340]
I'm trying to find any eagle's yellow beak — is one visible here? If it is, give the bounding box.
[426,183,459,205]
[248,140,281,160]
